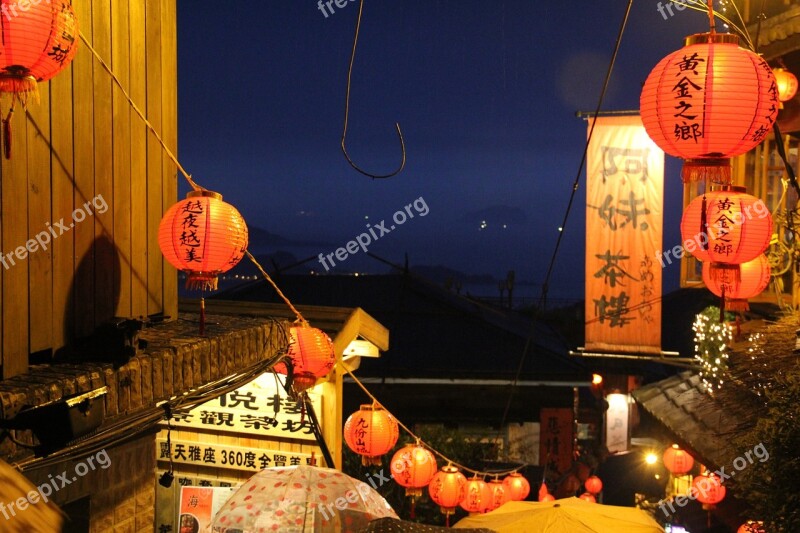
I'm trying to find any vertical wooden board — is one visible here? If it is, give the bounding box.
[27,84,53,354]
[72,0,96,339]
[145,0,163,316]
[2,98,31,377]
[93,0,116,326]
[112,0,132,318]
[50,63,76,355]
[161,0,178,320]
[129,0,148,318]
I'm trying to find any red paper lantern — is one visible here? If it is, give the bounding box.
[680,187,772,264]
[579,492,596,503]
[501,472,530,501]
[540,493,555,502]
[344,404,399,466]
[460,477,492,513]
[584,475,603,495]
[773,68,798,102]
[390,444,438,498]
[428,466,467,520]
[158,191,248,291]
[641,33,778,183]
[485,479,507,511]
[692,472,726,506]
[274,324,336,391]
[703,255,771,312]
[0,1,78,100]
[663,445,694,475]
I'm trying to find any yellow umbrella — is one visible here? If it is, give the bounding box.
[453,497,663,533]
[0,460,62,532]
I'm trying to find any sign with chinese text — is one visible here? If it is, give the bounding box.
[539,408,573,476]
[157,438,313,473]
[605,393,630,453]
[178,486,236,533]
[586,115,664,354]
[165,375,322,442]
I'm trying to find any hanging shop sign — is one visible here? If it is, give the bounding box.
[157,438,313,474]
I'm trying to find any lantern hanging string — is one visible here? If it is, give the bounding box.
[670,2,752,50]
[244,251,306,324]
[337,360,527,478]
[77,32,205,193]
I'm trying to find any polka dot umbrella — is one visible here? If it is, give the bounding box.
[211,465,397,532]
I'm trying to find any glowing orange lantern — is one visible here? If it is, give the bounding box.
[428,466,467,525]
[640,33,778,183]
[773,67,798,102]
[663,445,694,475]
[274,324,335,391]
[680,188,772,264]
[344,404,399,466]
[738,520,766,533]
[702,255,771,312]
[460,477,491,513]
[540,493,555,502]
[390,443,437,518]
[502,472,530,501]
[692,472,726,507]
[579,492,597,503]
[584,475,603,495]
[158,191,248,291]
[486,479,507,511]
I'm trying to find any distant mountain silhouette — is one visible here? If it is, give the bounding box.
[247,225,333,249]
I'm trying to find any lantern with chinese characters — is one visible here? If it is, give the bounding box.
[663,444,694,475]
[502,472,530,501]
[773,67,798,103]
[640,33,778,183]
[680,187,772,264]
[0,0,79,158]
[158,191,248,291]
[390,443,437,518]
[703,255,771,312]
[584,475,603,495]
[460,477,491,514]
[486,479,507,511]
[579,492,597,503]
[274,323,336,392]
[343,403,399,466]
[692,472,726,508]
[428,466,467,525]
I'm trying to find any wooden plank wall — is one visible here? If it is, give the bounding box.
[0,0,178,378]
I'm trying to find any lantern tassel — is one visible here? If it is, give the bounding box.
[725,298,749,313]
[2,108,11,160]
[682,158,732,184]
[199,296,205,336]
[700,193,708,251]
[720,285,725,323]
[185,273,219,292]
[0,76,39,107]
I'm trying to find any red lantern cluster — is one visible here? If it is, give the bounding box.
[428,466,467,521]
[390,444,438,498]
[344,404,399,466]
[663,445,694,475]
[158,191,248,291]
[641,32,778,184]
[274,324,336,392]
[460,477,492,513]
[502,472,530,501]
[485,479,507,511]
[579,492,596,503]
[584,475,603,495]
[702,255,771,312]
[773,67,798,102]
[692,472,726,507]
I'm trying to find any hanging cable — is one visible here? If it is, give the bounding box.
[340,0,406,179]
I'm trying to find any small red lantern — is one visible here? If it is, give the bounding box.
[579,492,596,503]
[344,404,399,466]
[641,33,778,183]
[540,493,555,502]
[390,443,437,519]
[680,188,772,265]
[428,466,467,525]
[703,255,771,312]
[158,191,248,291]
[584,475,603,495]
[501,472,530,501]
[485,479,507,511]
[274,324,336,392]
[692,472,726,507]
[460,477,491,514]
[663,445,694,475]
[538,482,550,502]
[773,67,798,102]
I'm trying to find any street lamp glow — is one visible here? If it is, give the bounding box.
[645,453,658,465]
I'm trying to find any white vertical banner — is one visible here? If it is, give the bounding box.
[605,393,630,454]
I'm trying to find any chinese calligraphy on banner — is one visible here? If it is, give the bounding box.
[586,115,664,354]
[605,393,630,453]
[539,408,573,476]
[164,376,322,442]
[157,438,313,473]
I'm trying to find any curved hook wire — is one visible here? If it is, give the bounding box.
[340,0,406,180]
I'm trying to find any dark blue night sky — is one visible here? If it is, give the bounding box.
[176,1,717,303]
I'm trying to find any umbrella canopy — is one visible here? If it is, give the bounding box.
[0,460,62,532]
[359,517,496,532]
[212,465,397,532]
[453,497,664,533]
